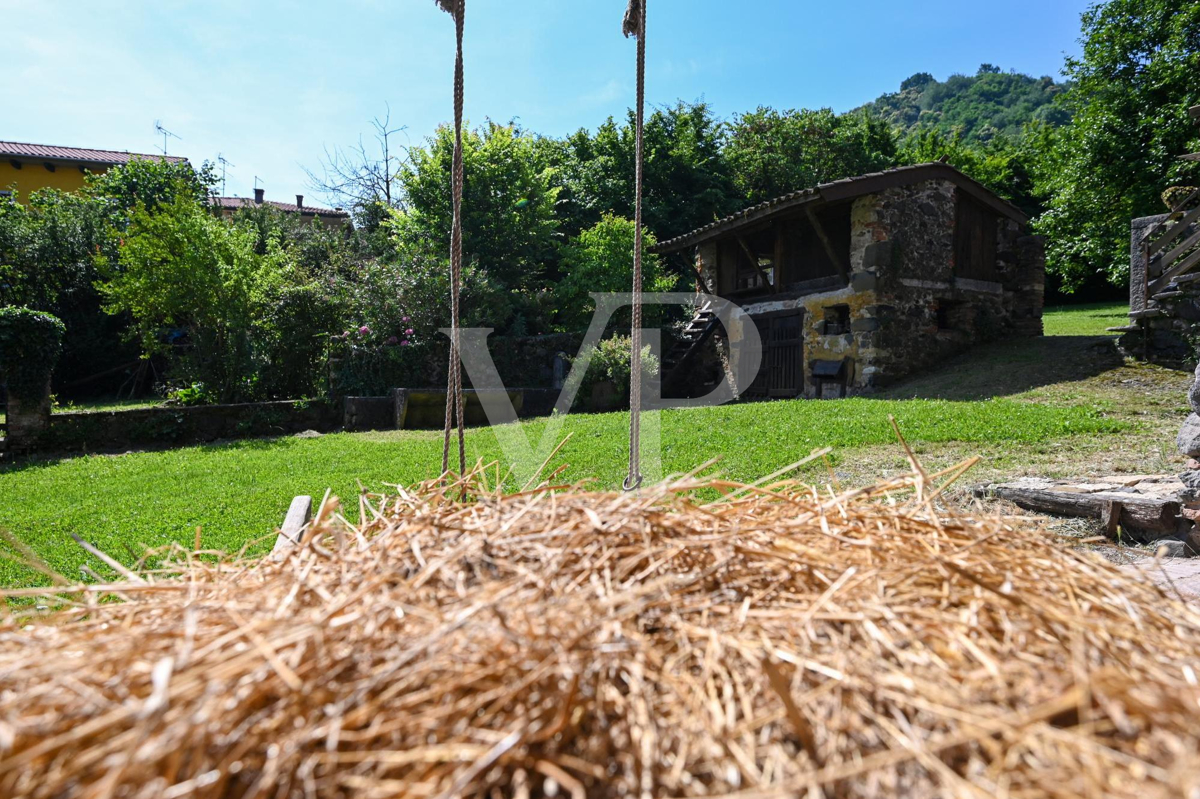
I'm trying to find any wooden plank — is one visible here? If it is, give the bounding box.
[1147,204,1200,256]
[1140,188,1200,246]
[1179,153,1200,162]
[272,495,313,557]
[1160,228,1200,267]
[1190,105,1200,121]
[804,205,849,283]
[1149,247,1200,294]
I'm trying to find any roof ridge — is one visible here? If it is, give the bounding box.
[0,140,186,163]
[655,162,1023,252]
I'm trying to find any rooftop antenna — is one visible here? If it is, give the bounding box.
[217,153,235,196]
[154,120,181,156]
[254,176,263,190]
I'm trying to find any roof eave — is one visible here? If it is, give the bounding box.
[654,163,1027,254]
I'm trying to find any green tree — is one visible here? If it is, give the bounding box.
[859,70,1070,142]
[98,194,294,402]
[550,101,739,243]
[1035,0,1200,289]
[393,122,560,294]
[553,214,674,332]
[725,108,898,203]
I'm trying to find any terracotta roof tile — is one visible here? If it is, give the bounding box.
[0,140,187,166]
[214,196,349,218]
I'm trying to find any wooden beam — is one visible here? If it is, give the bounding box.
[1179,153,1200,162]
[1160,228,1200,269]
[978,479,1179,538]
[1149,247,1200,294]
[42,162,56,173]
[804,205,849,282]
[1190,105,1200,121]
[8,159,21,170]
[735,235,773,290]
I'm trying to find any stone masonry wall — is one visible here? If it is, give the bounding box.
[863,181,1044,390]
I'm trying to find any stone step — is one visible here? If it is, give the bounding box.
[1153,291,1186,300]
[1130,308,1166,320]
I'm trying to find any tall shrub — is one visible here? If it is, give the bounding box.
[98,195,294,403]
[0,307,66,402]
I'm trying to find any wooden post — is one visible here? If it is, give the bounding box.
[272,495,313,558]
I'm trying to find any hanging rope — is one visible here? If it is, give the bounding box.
[623,0,646,492]
[435,0,467,477]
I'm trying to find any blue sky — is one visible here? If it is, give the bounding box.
[2,0,1093,205]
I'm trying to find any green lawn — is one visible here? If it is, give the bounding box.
[1042,301,1129,337]
[0,395,1121,587]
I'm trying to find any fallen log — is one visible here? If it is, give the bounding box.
[976,476,1184,541]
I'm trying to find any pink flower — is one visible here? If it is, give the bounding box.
[385,336,399,345]
[402,316,410,323]
[358,325,370,335]
[400,340,411,347]
[404,328,414,335]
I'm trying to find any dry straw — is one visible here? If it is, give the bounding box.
[1,455,1199,798]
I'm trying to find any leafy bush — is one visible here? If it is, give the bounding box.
[98,194,294,404]
[0,307,66,401]
[567,335,659,411]
[258,283,343,399]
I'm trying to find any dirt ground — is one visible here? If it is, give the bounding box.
[835,334,1195,571]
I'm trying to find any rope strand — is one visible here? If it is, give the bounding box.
[624,0,646,492]
[441,0,467,477]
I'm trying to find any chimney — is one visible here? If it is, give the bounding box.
[254,187,265,204]
[295,194,304,210]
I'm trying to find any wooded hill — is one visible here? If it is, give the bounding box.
[857,65,1072,142]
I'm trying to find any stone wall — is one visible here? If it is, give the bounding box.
[1119,214,1200,368]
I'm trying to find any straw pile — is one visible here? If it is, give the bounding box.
[2,460,1200,798]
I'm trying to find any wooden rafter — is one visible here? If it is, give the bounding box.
[735,235,773,290]
[805,206,849,282]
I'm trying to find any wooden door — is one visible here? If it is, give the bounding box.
[746,311,804,398]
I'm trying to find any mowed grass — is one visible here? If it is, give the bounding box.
[0,396,1120,586]
[1042,301,1128,337]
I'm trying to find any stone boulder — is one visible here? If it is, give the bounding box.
[1178,413,1200,458]
[1190,362,1200,414]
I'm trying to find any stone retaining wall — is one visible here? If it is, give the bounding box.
[36,400,341,453]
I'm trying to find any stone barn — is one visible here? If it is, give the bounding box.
[656,163,1045,398]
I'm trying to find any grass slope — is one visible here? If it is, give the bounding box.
[1043,301,1128,337]
[0,396,1119,587]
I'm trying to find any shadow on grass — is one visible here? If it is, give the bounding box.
[879,336,1125,401]
[0,433,307,476]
